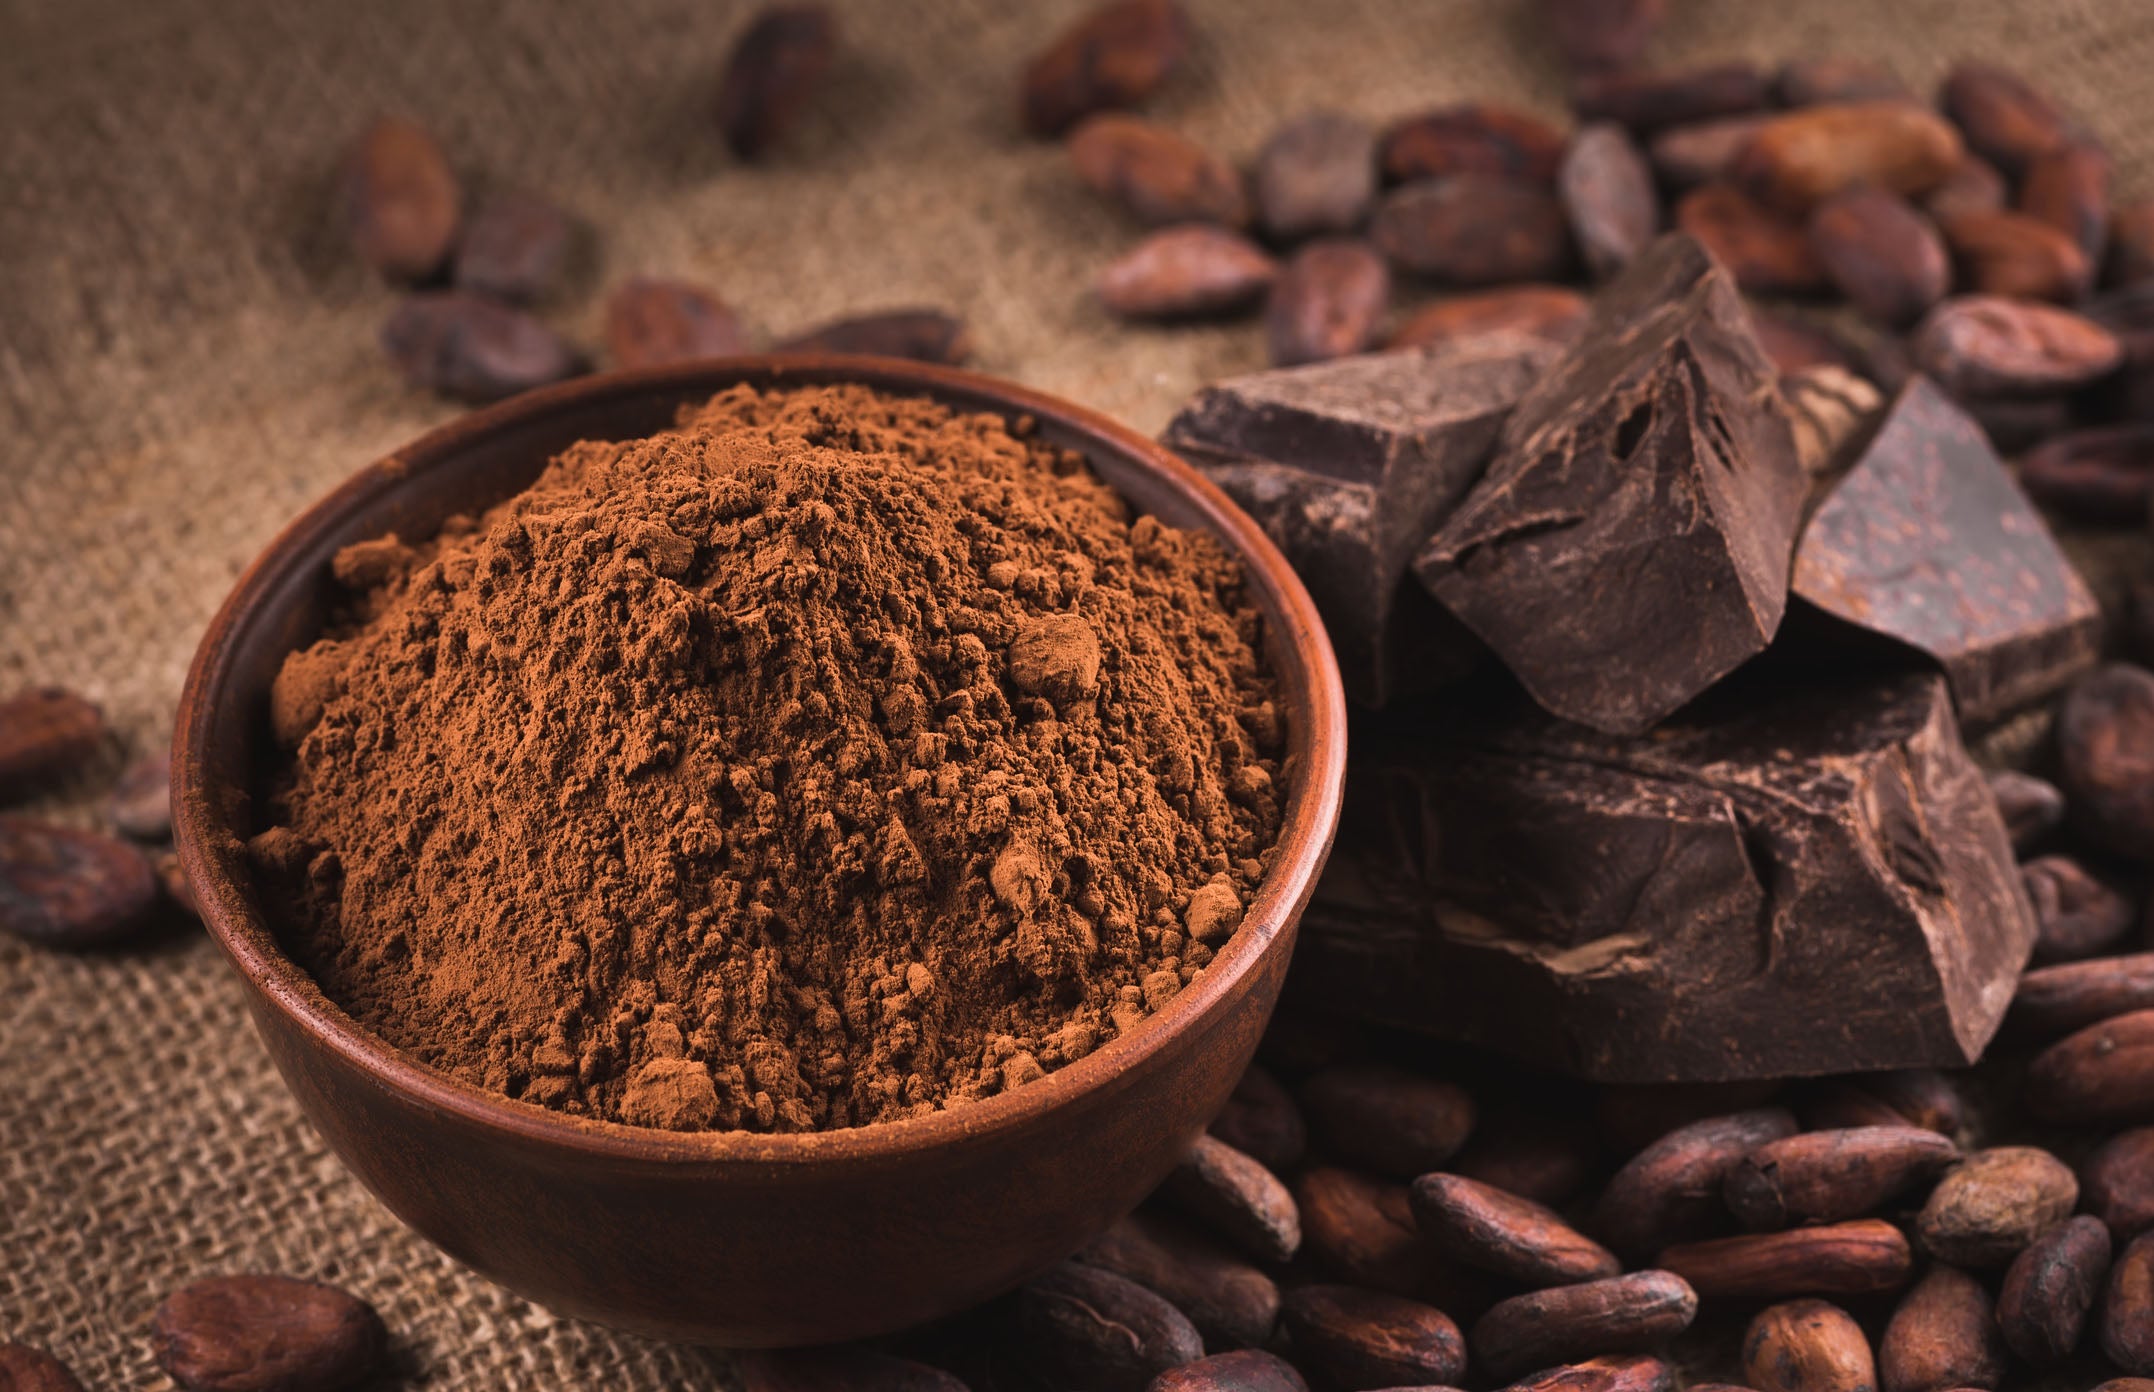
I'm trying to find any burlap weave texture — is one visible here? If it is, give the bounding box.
[7,1,2154,1386]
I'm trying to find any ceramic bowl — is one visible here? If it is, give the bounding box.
[173,356,1347,1346]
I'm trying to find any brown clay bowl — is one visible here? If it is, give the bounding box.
[172,355,1347,1347]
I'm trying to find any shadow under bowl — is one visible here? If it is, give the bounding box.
[172,355,1347,1347]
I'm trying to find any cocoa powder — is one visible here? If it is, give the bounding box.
[259,383,1284,1133]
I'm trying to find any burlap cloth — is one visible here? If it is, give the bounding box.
[8,0,2154,1385]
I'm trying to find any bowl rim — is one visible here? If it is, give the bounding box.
[173,353,1347,1170]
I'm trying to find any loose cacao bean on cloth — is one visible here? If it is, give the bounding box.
[12,3,2154,1391]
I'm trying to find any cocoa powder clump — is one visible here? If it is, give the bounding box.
[260,383,1285,1133]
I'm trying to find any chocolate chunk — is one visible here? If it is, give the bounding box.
[1414,233,1805,735]
[1793,376,2099,727]
[1294,668,2037,1082]
[1163,333,1555,706]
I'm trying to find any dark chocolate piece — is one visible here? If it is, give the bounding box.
[1294,668,2036,1082]
[1414,233,1806,735]
[1793,376,2099,728]
[1164,333,1555,707]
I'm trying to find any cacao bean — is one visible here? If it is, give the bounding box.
[1748,311,1867,380]
[1940,62,2068,177]
[1939,208,2093,302]
[1300,1063,1476,1178]
[1208,1063,1307,1175]
[2113,202,2154,289]
[2013,954,2154,1040]
[2060,665,2154,862]
[1019,1261,1203,1391]
[150,1274,385,1392]
[379,291,584,402]
[1264,239,1389,366]
[1574,63,1769,134]
[1280,1284,1465,1390]
[1295,1165,1430,1297]
[1647,115,1773,191]
[1877,1264,2005,1392]
[2106,1230,2154,1375]
[0,1343,86,1392]
[1020,0,1190,138]
[1378,105,1568,186]
[1998,1213,2112,1366]
[1164,1132,1301,1263]
[2027,1008,2154,1124]
[1725,1126,1959,1231]
[2096,1381,2154,1392]
[1069,115,1249,228]
[1410,1172,1618,1287]
[1674,184,1827,296]
[0,816,159,950]
[1807,184,1950,327]
[337,115,460,284]
[1736,101,1963,210]
[2085,1128,2154,1241]
[1911,295,2120,397]
[1254,112,1378,242]
[1097,226,1278,319]
[1658,1219,1914,1304]
[1540,0,1665,75]
[1926,152,2011,224]
[1965,393,2077,451]
[1501,1355,1674,1392]
[716,5,836,158]
[0,688,104,794]
[1560,121,1660,279]
[1799,1070,1964,1140]
[106,747,172,841]
[452,189,574,302]
[1776,58,1909,108]
[1782,365,1884,480]
[774,308,972,364]
[1593,1109,1799,1261]
[2020,855,2138,962]
[2022,141,2111,266]
[1078,1209,1280,1351]
[1916,1146,2079,1267]
[1370,175,1575,285]
[1742,1299,1875,1392]
[1597,1082,1790,1156]
[1450,1109,1597,1208]
[1472,1271,1698,1380]
[604,278,749,369]
[735,1346,968,1392]
[1387,285,1587,351]
[1987,768,2067,852]
[2018,425,2154,525]
[1147,1350,1307,1392]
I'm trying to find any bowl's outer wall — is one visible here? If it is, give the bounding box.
[175,359,1342,1346]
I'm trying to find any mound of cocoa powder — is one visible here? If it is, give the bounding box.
[254,383,1286,1133]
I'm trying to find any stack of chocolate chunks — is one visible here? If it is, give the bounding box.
[1165,232,2097,1083]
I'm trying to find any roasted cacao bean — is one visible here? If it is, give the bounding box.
[1911,296,2121,397]
[150,1275,385,1392]
[1502,1355,1674,1392]
[1574,63,1769,134]
[1658,1219,1914,1304]
[2027,1008,2154,1124]
[1147,1350,1307,1392]
[716,5,836,158]
[379,291,584,402]
[1164,1133,1301,1263]
[105,748,172,842]
[1387,285,1587,351]
[452,189,575,302]
[1300,1063,1476,1178]
[1560,121,1660,279]
[1078,1210,1280,1351]
[1878,1263,2006,1392]
[1742,1299,1876,1392]
[1069,115,1249,228]
[604,278,749,368]
[1541,0,1665,75]
[1378,105,1568,186]
[774,308,972,363]
[2022,141,2112,265]
[1264,238,1389,366]
[0,1343,86,1392]
[1370,175,1575,285]
[1807,184,1950,327]
[1019,1261,1203,1392]
[2020,855,2138,962]
[2019,426,2154,525]
[1998,1213,2113,1366]
[1254,112,1378,242]
[1593,1109,1799,1261]
[1208,1063,1307,1175]
[1097,226,1278,319]
[1020,0,1190,138]
[1987,768,2066,851]
[1927,152,2011,224]
[1648,115,1773,190]
[1472,1271,1698,1380]
[1940,62,2068,176]
[1724,1126,1959,1231]
[2085,1128,2154,1242]
[2106,1230,2154,1375]
[2013,954,2154,1040]
[1736,101,1963,210]
[2060,665,2154,862]
[1674,184,1827,296]
[1280,1284,1466,1390]
[0,688,104,794]
[1410,1172,1618,1287]
[1916,1146,2079,1267]
[1940,208,2093,302]
[735,1346,968,1392]
[0,816,159,950]
[1776,58,1909,108]
[337,115,460,284]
